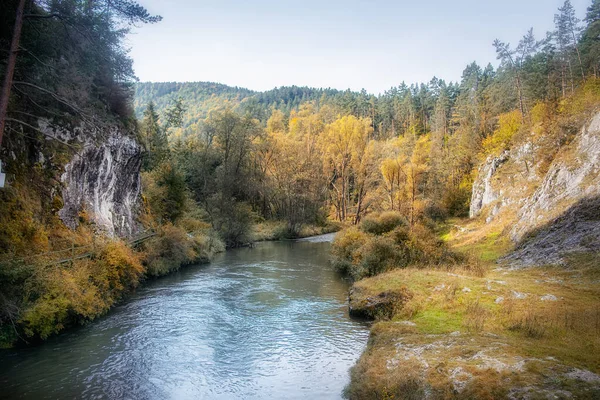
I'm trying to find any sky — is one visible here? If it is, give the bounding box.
[127,0,591,94]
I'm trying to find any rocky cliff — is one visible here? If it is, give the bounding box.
[470,111,600,266]
[40,120,143,238]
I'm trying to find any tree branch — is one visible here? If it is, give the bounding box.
[5,118,80,152]
[12,81,92,120]
[24,13,62,19]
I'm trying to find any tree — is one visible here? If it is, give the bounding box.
[494,29,539,118]
[554,0,585,85]
[381,156,406,212]
[0,0,26,150]
[143,162,187,223]
[164,97,187,130]
[581,0,600,77]
[321,115,374,222]
[554,0,585,91]
[141,102,168,170]
[0,0,161,154]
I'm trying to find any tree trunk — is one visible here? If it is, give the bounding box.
[515,73,526,121]
[0,0,27,149]
[354,186,364,225]
[567,58,575,95]
[571,27,586,82]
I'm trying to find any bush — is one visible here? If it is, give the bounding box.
[141,224,223,277]
[142,225,196,276]
[91,241,145,300]
[331,228,369,275]
[0,184,49,255]
[208,197,255,248]
[20,241,144,340]
[142,161,188,224]
[332,213,458,281]
[355,236,405,279]
[360,212,407,235]
[482,110,522,156]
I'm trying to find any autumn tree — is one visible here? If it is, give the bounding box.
[321,115,374,223]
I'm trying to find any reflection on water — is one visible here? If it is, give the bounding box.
[0,235,370,399]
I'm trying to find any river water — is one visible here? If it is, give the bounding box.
[0,234,370,399]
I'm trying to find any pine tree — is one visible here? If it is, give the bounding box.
[581,0,600,77]
[141,102,169,170]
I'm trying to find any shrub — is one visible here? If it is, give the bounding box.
[142,161,188,224]
[208,197,255,248]
[141,224,223,277]
[20,241,144,340]
[333,213,459,281]
[142,224,196,277]
[360,212,407,235]
[405,223,449,265]
[21,262,106,339]
[90,241,145,303]
[0,184,49,255]
[331,228,369,275]
[441,175,473,218]
[356,237,405,279]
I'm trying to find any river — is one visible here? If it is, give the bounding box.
[0,234,370,399]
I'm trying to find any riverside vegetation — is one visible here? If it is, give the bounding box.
[1,0,600,398]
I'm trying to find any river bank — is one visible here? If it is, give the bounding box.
[0,220,341,348]
[343,219,600,399]
[251,221,342,243]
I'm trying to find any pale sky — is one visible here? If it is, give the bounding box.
[127,0,591,94]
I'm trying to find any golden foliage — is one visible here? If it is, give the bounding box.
[20,240,144,339]
[482,110,522,156]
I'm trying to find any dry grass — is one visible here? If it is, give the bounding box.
[346,217,600,398]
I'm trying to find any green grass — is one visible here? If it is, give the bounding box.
[412,309,464,334]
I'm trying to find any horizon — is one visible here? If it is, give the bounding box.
[127,0,590,94]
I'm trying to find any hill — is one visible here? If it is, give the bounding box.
[134,82,350,136]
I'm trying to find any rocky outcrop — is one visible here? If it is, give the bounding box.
[511,113,600,242]
[48,121,143,238]
[349,287,413,320]
[504,196,600,267]
[469,151,509,219]
[470,111,600,266]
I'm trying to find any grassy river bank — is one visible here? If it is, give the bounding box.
[341,217,600,399]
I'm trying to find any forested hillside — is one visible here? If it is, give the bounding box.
[134,0,600,243]
[134,82,255,134]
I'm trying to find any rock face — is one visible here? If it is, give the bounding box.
[511,113,600,241]
[469,151,509,219]
[505,196,600,266]
[470,111,600,266]
[57,127,143,237]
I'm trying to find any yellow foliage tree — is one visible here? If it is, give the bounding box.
[321,115,374,222]
[380,134,431,226]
